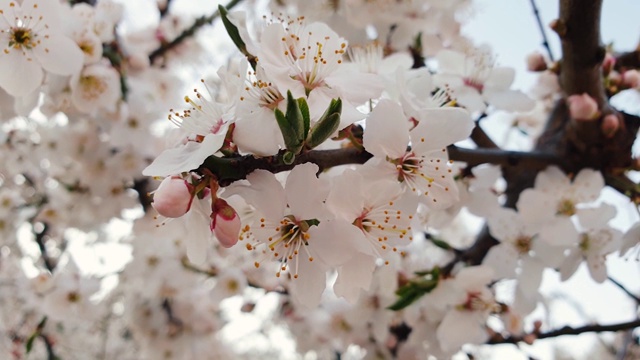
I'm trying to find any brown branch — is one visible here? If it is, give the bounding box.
[34,223,55,273]
[199,146,564,187]
[608,276,640,305]
[148,0,243,64]
[488,318,640,344]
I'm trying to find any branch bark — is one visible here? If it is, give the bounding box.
[488,318,640,344]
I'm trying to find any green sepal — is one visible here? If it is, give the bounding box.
[218,5,249,57]
[429,236,452,251]
[275,108,303,154]
[388,267,440,311]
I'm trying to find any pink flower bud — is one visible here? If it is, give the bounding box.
[567,93,599,120]
[210,198,240,248]
[602,53,616,75]
[152,176,194,218]
[601,114,620,138]
[623,70,640,88]
[526,52,547,72]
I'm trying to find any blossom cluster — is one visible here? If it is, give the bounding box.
[0,0,637,359]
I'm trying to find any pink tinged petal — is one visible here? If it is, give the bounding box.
[326,170,366,221]
[482,243,518,279]
[577,203,616,230]
[0,49,43,96]
[410,107,474,153]
[517,258,544,298]
[363,99,410,159]
[142,134,225,177]
[285,163,329,220]
[288,258,327,310]
[484,67,515,90]
[534,166,571,193]
[234,170,286,220]
[620,223,640,256]
[334,253,376,303]
[308,219,370,266]
[453,86,486,113]
[34,35,83,76]
[233,110,284,156]
[437,310,489,353]
[325,70,384,104]
[516,189,556,224]
[585,255,607,283]
[184,197,212,265]
[571,168,605,203]
[559,249,582,281]
[539,218,579,246]
[487,208,523,243]
[483,89,535,112]
[455,265,494,291]
[211,198,241,248]
[435,49,466,75]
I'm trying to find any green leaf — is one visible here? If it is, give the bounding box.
[429,236,452,251]
[25,333,36,354]
[297,97,310,139]
[275,108,303,154]
[306,113,341,149]
[285,91,305,141]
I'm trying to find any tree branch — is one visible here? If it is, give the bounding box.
[34,223,56,273]
[608,276,640,305]
[148,0,243,63]
[488,318,640,344]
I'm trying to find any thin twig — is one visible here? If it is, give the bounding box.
[488,318,640,344]
[608,276,640,304]
[148,0,244,63]
[529,0,554,61]
[34,223,55,273]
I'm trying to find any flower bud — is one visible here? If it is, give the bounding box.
[567,93,599,120]
[623,69,640,88]
[210,198,241,248]
[152,176,194,218]
[526,52,547,72]
[602,53,616,76]
[601,114,620,138]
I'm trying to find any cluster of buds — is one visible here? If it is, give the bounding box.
[151,174,240,248]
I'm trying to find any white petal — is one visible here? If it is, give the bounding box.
[559,249,582,281]
[436,49,466,75]
[142,134,224,177]
[484,67,515,90]
[184,198,212,265]
[454,86,486,113]
[288,258,327,310]
[308,219,369,266]
[516,189,555,224]
[482,243,517,279]
[539,218,580,246]
[534,166,570,192]
[0,49,43,96]
[34,35,83,76]
[410,107,474,153]
[325,69,384,104]
[571,168,605,203]
[517,258,544,298]
[586,255,607,283]
[363,99,410,159]
[233,110,284,156]
[285,163,329,220]
[437,310,488,352]
[334,253,376,303]
[483,89,535,112]
[231,170,285,220]
[577,203,616,230]
[326,169,365,221]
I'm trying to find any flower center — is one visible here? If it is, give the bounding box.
[79,75,108,101]
[9,27,36,49]
[556,198,576,216]
[515,235,532,254]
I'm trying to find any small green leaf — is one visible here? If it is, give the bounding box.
[306,113,341,149]
[297,97,310,139]
[25,333,36,353]
[285,91,305,141]
[275,108,303,154]
[429,237,452,251]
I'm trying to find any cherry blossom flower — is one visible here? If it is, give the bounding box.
[257,19,384,128]
[0,0,83,96]
[559,204,622,283]
[362,99,474,209]
[436,266,498,352]
[434,48,535,113]
[228,163,363,307]
[152,176,195,218]
[70,62,120,113]
[517,166,605,246]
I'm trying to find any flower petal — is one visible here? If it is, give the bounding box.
[142,134,224,177]
[410,107,474,153]
[363,99,409,159]
[34,35,83,76]
[0,49,43,96]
